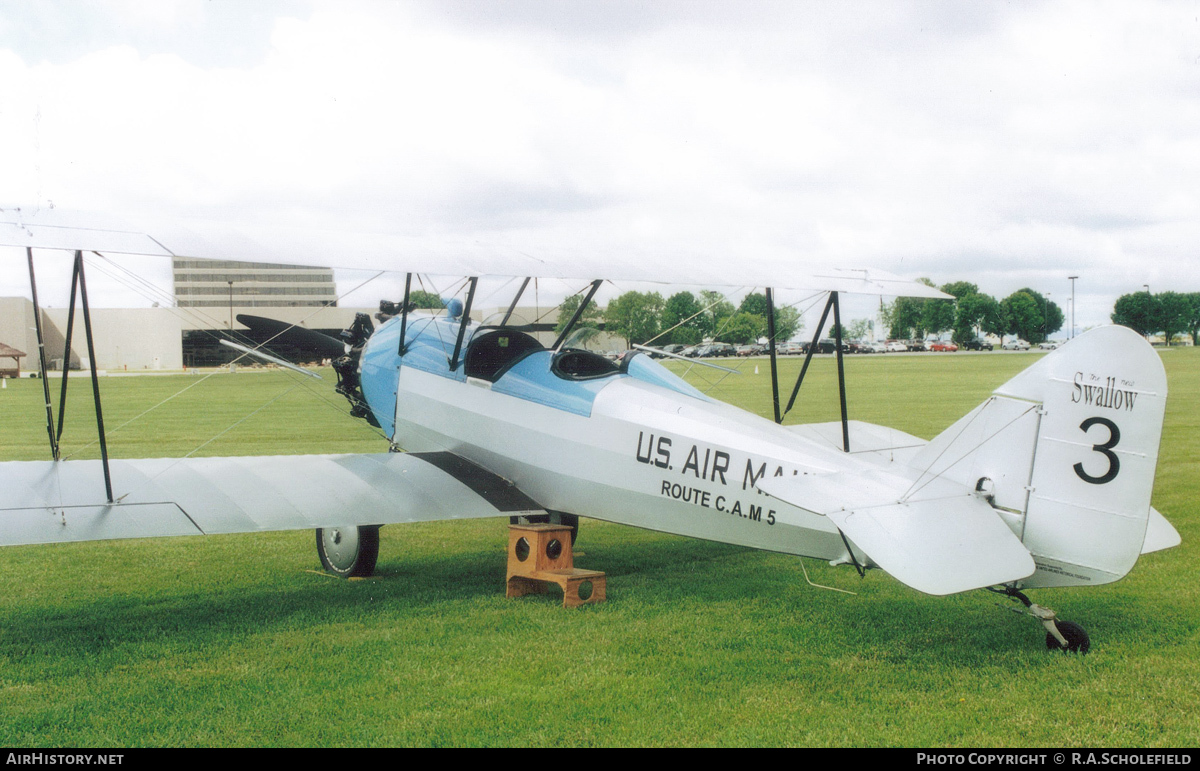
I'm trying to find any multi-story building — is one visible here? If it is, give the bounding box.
[172,259,338,309]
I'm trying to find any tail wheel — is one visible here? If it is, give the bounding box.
[316,525,380,578]
[1045,621,1091,654]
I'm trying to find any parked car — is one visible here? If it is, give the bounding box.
[906,339,927,352]
[866,341,888,353]
[1038,341,1060,350]
[929,341,958,352]
[778,341,804,355]
[735,344,763,357]
[1002,339,1031,351]
[885,340,908,352]
[962,338,993,351]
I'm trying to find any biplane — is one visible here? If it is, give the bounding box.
[0,207,1181,653]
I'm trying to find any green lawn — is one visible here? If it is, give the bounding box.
[0,350,1196,747]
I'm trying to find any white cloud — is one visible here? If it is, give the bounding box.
[2,0,1198,327]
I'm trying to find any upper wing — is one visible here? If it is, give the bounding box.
[0,451,543,547]
[1,207,950,298]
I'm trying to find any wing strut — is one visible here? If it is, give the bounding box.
[53,251,116,502]
[553,280,603,351]
[449,276,478,371]
[397,272,412,356]
[501,277,532,327]
[831,291,850,452]
[765,287,782,424]
[25,248,59,460]
[781,291,850,451]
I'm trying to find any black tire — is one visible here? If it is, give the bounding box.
[554,513,580,545]
[1045,621,1091,654]
[316,525,380,578]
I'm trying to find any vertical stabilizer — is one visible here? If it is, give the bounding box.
[997,326,1169,586]
[909,326,1173,588]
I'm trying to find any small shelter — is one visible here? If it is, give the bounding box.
[0,342,27,378]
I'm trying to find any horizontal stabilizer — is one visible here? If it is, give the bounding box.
[0,451,544,547]
[822,497,1036,595]
[787,420,928,466]
[758,473,1035,595]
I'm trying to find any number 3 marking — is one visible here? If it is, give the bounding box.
[1073,416,1120,485]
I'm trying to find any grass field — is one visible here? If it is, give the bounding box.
[0,350,1196,747]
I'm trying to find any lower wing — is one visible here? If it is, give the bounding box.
[0,451,544,547]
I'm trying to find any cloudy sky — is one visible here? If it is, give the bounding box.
[2,0,1198,331]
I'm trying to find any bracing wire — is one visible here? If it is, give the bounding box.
[57,253,393,459]
[898,399,1039,502]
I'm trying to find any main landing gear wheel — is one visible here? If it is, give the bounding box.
[316,525,380,578]
[1045,621,1091,654]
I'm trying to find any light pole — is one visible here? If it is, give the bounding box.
[1068,275,1078,339]
[1045,291,1051,342]
[1143,285,1152,341]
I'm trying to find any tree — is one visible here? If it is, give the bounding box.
[886,278,939,339]
[1040,295,1065,340]
[845,318,872,341]
[1186,292,1200,345]
[772,305,803,342]
[698,290,736,339]
[939,281,988,345]
[889,296,927,339]
[661,291,706,345]
[940,281,979,300]
[555,291,604,344]
[722,312,767,344]
[922,298,956,338]
[953,292,1004,345]
[879,300,896,339]
[1111,291,1158,337]
[1155,291,1192,345]
[1001,291,1043,343]
[605,291,665,347]
[738,292,771,318]
[738,292,802,342]
[1001,288,1062,344]
[409,290,444,310]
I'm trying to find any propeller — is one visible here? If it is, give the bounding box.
[234,312,379,427]
[235,314,346,360]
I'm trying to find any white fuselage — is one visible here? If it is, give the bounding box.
[391,364,864,562]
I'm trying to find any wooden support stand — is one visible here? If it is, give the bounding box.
[506,523,606,608]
